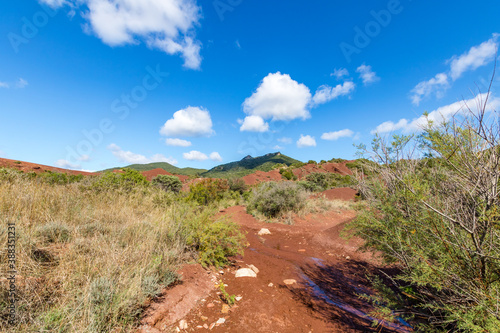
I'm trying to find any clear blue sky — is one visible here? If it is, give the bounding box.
[1,0,499,171]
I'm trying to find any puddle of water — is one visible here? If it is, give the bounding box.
[299,272,413,332]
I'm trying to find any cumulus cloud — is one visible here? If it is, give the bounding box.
[449,34,499,80]
[239,115,269,132]
[321,129,354,141]
[108,143,178,165]
[39,0,202,69]
[183,150,208,161]
[243,72,312,122]
[331,68,349,79]
[209,152,223,162]
[312,81,355,105]
[296,135,316,148]
[410,34,499,105]
[56,159,81,170]
[0,82,9,88]
[277,137,292,144]
[160,106,214,137]
[410,73,449,106]
[165,138,192,147]
[372,93,500,134]
[356,64,380,85]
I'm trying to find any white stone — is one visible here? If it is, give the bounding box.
[235,296,243,301]
[235,268,257,278]
[283,279,297,285]
[248,264,259,274]
[216,318,226,325]
[179,319,188,330]
[268,282,274,287]
[258,228,271,235]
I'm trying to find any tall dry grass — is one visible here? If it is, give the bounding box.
[0,169,225,332]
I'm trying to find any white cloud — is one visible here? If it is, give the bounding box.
[273,145,283,150]
[0,82,9,88]
[410,73,449,106]
[209,152,222,162]
[165,138,192,147]
[16,78,28,88]
[243,72,312,122]
[356,64,380,85]
[108,143,178,165]
[296,135,316,148]
[39,0,202,69]
[160,106,214,137]
[79,154,91,161]
[183,150,208,161]
[410,34,499,104]
[331,68,349,79]
[449,34,499,81]
[239,115,269,132]
[277,137,292,144]
[312,81,355,105]
[321,129,354,141]
[56,159,81,170]
[372,93,500,134]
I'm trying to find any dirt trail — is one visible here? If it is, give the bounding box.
[139,200,412,332]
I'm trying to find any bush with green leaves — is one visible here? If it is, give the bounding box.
[187,216,245,268]
[248,181,307,218]
[228,178,247,194]
[89,168,148,192]
[187,178,229,205]
[351,91,500,332]
[151,174,182,193]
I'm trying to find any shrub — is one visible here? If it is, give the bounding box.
[248,182,307,218]
[279,169,296,180]
[152,174,182,193]
[187,179,229,205]
[188,217,245,268]
[307,160,317,164]
[89,168,148,192]
[351,90,500,331]
[228,178,247,194]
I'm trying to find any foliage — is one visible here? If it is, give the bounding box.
[279,167,297,180]
[151,174,182,193]
[304,172,356,191]
[307,160,317,164]
[88,168,149,192]
[102,162,207,176]
[248,181,307,218]
[351,91,500,332]
[228,178,247,194]
[36,222,72,243]
[187,179,229,205]
[187,216,245,268]
[218,280,236,306]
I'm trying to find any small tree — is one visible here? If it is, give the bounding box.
[152,175,182,193]
[352,87,500,331]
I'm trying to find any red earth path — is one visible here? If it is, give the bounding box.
[138,192,412,333]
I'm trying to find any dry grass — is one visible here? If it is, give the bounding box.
[0,171,227,332]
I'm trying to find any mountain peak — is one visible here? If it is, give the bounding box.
[242,155,253,160]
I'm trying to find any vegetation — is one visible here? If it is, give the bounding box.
[151,174,182,193]
[187,178,230,205]
[247,181,307,218]
[351,91,500,332]
[300,172,355,192]
[102,162,207,176]
[202,152,301,178]
[0,168,244,332]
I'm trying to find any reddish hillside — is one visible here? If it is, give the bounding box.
[0,157,95,176]
[292,161,352,180]
[141,168,173,181]
[241,169,282,186]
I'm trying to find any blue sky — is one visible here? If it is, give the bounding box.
[1,0,500,171]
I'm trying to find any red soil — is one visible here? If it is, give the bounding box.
[241,169,282,186]
[293,162,353,180]
[0,157,95,176]
[141,168,174,181]
[314,187,358,201]
[139,202,411,332]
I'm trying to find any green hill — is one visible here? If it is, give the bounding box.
[102,162,207,176]
[201,152,301,178]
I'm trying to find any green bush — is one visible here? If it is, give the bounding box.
[89,169,148,192]
[248,181,307,218]
[228,178,247,194]
[151,174,182,193]
[351,96,500,332]
[187,179,229,205]
[307,160,317,165]
[188,217,245,268]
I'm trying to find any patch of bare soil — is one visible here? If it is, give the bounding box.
[313,187,358,201]
[241,169,283,186]
[293,162,353,180]
[0,157,95,176]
